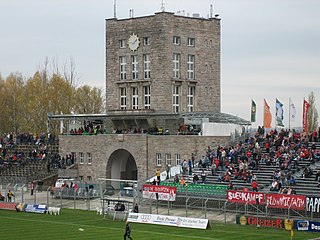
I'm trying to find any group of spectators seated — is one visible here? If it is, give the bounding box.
[68,122,202,136]
[269,169,297,192]
[172,126,320,195]
[0,132,56,147]
[0,131,74,178]
[69,121,105,135]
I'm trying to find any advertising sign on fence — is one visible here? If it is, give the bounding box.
[142,184,177,201]
[127,212,208,229]
[0,202,16,211]
[24,204,47,214]
[297,220,320,232]
[226,190,265,204]
[236,214,286,229]
[306,196,320,213]
[266,193,306,210]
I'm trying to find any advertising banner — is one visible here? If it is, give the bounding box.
[306,196,320,213]
[297,220,320,232]
[236,215,286,229]
[266,193,306,210]
[142,184,177,201]
[24,204,47,214]
[127,212,208,229]
[0,202,16,211]
[226,190,265,204]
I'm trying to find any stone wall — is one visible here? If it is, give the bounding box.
[59,134,229,181]
[105,12,220,113]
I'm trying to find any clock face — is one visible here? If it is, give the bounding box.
[128,34,140,51]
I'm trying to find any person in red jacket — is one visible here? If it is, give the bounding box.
[252,180,258,192]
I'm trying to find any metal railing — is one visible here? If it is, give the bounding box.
[2,183,320,223]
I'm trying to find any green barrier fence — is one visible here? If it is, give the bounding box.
[160,182,228,195]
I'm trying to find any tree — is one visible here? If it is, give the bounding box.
[0,57,105,135]
[73,85,104,114]
[308,91,319,132]
[0,73,26,134]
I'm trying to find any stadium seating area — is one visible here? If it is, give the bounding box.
[0,141,62,185]
[2,128,320,200]
[162,129,320,199]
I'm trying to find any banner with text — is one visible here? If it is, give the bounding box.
[24,204,47,214]
[266,193,306,210]
[127,212,208,229]
[306,196,320,213]
[236,215,286,229]
[297,220,320,232]
[0,202,16,211]
[142,184,177,201]
[226,190,265,205]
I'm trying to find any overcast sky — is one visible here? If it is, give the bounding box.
[1,0,319,128]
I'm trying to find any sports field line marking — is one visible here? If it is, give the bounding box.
[0,215,220,240]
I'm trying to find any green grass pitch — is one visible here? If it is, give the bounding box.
[0,208,319,240]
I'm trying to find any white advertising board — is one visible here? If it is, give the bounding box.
[127,213,208,229]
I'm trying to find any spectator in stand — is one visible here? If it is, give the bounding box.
[166,164,170,179]
[174,174,179,183]
[156,168,161,183]
[270,180,279,191]
[251,173,258,183]
[200,170,206,184]
[192,173,199,184]
[188,159,192,175]
[224,171,231,182]
[211,162,216,176]
[252,180,258,192]
[217,172,224,182]
[182,159,188,174]
[179,177,186,187]
[191,153,195,168]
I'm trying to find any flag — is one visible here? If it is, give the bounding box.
[303,99,311,133]
[264,99,272,128]
[289,98,296,122]
[251,100,256,122]
[275,98,284,127]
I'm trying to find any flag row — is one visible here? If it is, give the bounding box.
[250,98,311,132]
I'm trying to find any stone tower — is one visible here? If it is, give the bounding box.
[105,12,221,131]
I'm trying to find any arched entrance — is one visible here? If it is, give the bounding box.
[106,149,138,183]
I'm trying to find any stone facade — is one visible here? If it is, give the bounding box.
[57,11,225,183]
[106,12,221,113]
[59,134,229,181]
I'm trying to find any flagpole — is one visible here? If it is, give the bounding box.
[274,98,277,131]
[263,99,265,130]
[288,98,291,130]
[303,98,305,133]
